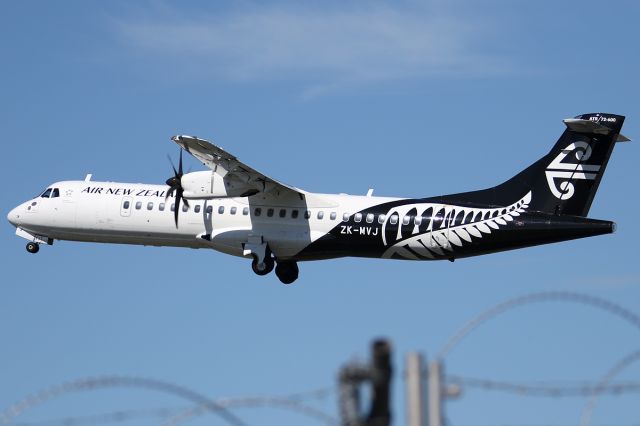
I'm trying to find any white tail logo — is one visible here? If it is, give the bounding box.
[545,141,600,200]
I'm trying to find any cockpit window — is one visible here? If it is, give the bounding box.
[51,188,60,198]
[40,188,52,198]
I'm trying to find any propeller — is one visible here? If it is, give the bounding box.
[165,149,190,228]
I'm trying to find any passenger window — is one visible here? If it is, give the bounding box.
[135,201,142,210]
[255,208,262,216]
[304,210,311,219]
[343,213,350,222]
[378,214,386,224]
[317,211,324,220]
[267,208,274,217]
[354,213,362,223]
[230,206,237,215]
[389,214,398,225]
[123,201,130,209]
[194,205,201,213]
[207,206,213,214]
[147,202,153,210]
[291,209,299,219]
[171,203,175,212]
[330,212,337,220]
[243,207,249,215]
[414,216,422,226]
[279,209,286,218]
[182,204,188,212]
[402,216,411,225]
[366,213,374,223]
[52,188,60,198]
[218,206,225,214]
[41,188,52,198]
[159,203,165,211]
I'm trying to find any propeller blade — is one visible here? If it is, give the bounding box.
[177,187,189,209]
[165,148,188,228]
[167,154,178,177]
[174,196,180,228]
[165,187,175,201]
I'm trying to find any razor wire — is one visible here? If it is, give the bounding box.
[439,291,640,359]
[1,381,336,426]
[0,376,246,426]
[160,396,338,426]
[580,349,640,426]
[445,375,640,397]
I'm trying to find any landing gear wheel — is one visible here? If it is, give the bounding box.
[26,242,39,254]
[251,255,274,276]
[275,261,299,284]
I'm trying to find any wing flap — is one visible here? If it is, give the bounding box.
[171,135,305,199]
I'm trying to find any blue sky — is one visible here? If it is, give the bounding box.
[2,1,640,425]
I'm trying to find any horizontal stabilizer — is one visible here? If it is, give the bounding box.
[563,118,630,142]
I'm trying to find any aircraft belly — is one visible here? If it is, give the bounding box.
[47,226,204,247]
[247,223,313,259]
[206,228,251,257]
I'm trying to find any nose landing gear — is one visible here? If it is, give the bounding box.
[26,242,40,254]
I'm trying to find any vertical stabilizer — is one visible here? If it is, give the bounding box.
[438,113,629,216]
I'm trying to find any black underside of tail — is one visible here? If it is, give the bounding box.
[434,113,627,217]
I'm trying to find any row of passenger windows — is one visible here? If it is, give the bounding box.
[122,200,423,225]
[123,200,250,215]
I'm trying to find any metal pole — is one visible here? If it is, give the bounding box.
[338,339,392,426]
[338,364,367,426]
[427,360,443,426]
[405,352,426,426]
[367,339,392,426]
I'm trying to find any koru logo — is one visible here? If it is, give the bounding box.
[545,141,600,200]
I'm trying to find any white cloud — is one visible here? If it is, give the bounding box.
[113,2,508,94]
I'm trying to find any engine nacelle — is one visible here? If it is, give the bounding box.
[181,171,259,199]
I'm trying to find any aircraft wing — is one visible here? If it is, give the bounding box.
[171,135,305,199]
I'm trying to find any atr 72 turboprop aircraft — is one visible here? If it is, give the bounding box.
[7,113,630,284]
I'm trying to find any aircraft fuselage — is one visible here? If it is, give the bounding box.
[6,113,629,283]
[8,180,613,264]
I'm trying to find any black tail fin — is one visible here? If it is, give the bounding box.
[439,113,629,216]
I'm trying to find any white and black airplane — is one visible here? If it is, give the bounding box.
[7,113,630,284]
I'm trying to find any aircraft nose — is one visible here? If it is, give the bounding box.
[7,206,20,227]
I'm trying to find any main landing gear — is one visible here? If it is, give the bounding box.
[251,254,299,284]
[251,253,275,276]
[26,242,39,254]
[275,261,299,284]
[245,238,299,284]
